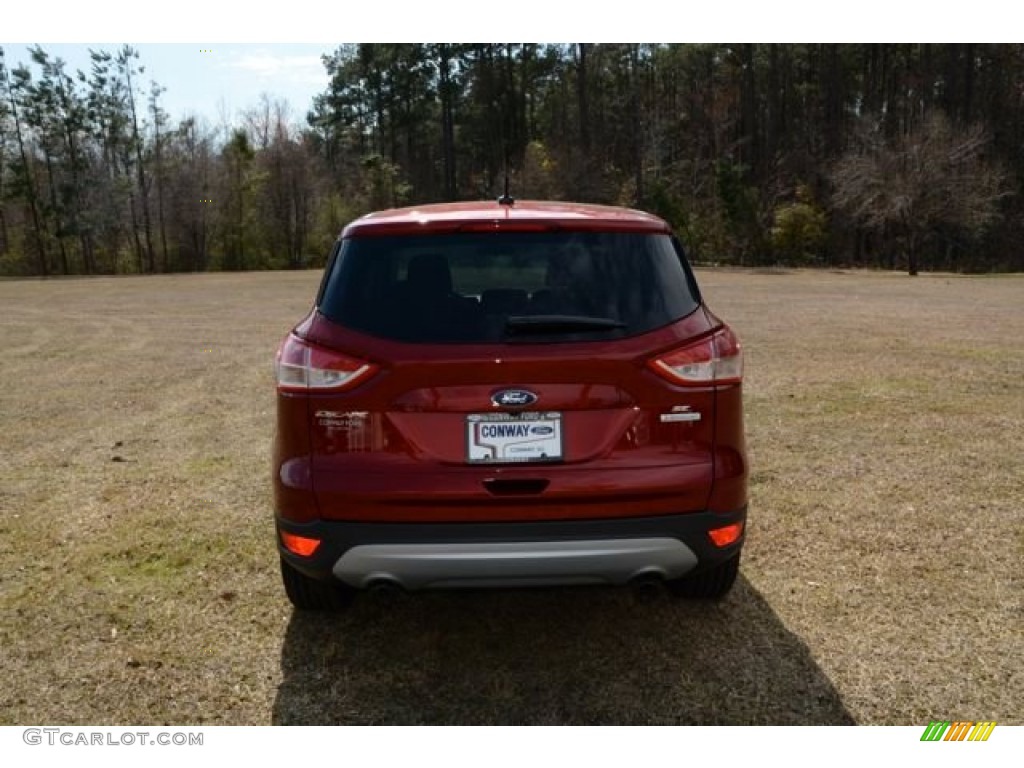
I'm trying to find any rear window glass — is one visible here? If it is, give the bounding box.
[318,232,700,343]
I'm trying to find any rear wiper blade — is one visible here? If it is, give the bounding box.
[505,314,626,334]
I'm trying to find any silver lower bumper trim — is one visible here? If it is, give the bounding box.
[332,537,698,590]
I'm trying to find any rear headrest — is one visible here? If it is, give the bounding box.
[407,253,452,295]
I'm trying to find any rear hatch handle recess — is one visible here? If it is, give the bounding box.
[482,478,550,496]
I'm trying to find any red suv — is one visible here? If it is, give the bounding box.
[273,200,747,609]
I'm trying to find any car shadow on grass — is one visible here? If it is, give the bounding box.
[272,575,854,725]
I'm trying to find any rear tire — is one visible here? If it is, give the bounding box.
[666,553,740,600]
[280,557,355,611]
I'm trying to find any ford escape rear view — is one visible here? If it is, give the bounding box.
[272,200,747,609]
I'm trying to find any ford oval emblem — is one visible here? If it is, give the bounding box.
[491,389,538,408]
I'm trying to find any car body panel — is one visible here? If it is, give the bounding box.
[278,306,729,523]
[342,200,672,238]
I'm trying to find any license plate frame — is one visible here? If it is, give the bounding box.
[466,411,563,464]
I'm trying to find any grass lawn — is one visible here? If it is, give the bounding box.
[0,268,1020,724]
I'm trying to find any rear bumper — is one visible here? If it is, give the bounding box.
[276,507,746,591]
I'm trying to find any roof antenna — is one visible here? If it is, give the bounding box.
[497,146,514,206]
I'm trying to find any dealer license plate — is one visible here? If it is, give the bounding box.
[466,412,563,464]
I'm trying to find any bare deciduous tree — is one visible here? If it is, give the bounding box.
[832,112,1010,275]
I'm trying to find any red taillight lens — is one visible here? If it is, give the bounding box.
[648,326,743,386]
[275,334,378,393]
[280,530,321,557]
[708,522,744,547]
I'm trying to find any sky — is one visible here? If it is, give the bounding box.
[1,43,335,126]
[2,0,1006,130]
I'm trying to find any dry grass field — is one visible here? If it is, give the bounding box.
[0,268,1021,725]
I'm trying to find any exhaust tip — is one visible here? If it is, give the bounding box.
[365,577,406,597]
[629,571,666,601]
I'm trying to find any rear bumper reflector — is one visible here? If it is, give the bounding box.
[280,530,321,557]
[708,522,744,548]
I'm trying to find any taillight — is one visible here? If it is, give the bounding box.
[275,334,378,393]
[648,326,743,386]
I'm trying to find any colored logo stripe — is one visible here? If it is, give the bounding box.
[921,721,950,741]
[944,722,972,741]
[920,720,996,742]
[968,722,997,741]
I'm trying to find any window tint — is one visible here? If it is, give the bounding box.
[318,232,700,343]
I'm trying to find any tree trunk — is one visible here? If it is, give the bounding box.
[822,44,843,157]
[152,112,169,272]
[41,147,69,274]
[766,45,780,165]
[128,187,144,273]
[236,157,244,270]
[739,44,758,175]
[438,44,457,201]
[122,53,156,272]
[56,71,94,274]
[576,44,590,154]
[4,70,48,275]
[629,44,644,205]
[121,150,145,272]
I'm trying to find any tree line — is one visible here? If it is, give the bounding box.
[1,44,1021,277]
[0,45,320,276]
